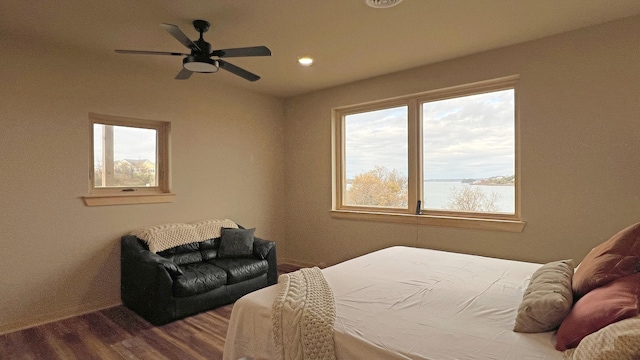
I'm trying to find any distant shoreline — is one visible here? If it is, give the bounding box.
[424,179,514,186]
[470,183,513,186]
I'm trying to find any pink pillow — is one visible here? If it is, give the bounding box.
[555,273,640,351]
[572,222,640,297]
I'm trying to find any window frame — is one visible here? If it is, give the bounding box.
[83,112,174,206]
[331,76,524,232]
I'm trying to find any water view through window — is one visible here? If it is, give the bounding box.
[341,87,515,215]
[423,89,515,214]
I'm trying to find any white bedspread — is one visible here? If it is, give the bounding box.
[223,246,564,360]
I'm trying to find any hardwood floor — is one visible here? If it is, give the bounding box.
[0,264,302,360]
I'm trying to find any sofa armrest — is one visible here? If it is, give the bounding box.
[147,251,183,276]
[122,235,182,275]
[253,237,274,260]
[121,235,177,324]
[254,237,278,285]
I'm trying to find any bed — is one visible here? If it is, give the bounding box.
[223,246,566,360]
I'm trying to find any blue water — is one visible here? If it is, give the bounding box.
[423,181,515,213]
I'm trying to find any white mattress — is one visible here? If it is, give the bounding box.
[223,246,564,360]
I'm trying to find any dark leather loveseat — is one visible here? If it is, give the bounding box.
[121,229,277,325]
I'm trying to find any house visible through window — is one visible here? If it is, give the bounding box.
[332,76,521,230]
[84,112,172,206]
[93,124,158,188]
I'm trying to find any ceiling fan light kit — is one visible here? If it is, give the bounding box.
[115,19,270,81]
[183,56,218,73]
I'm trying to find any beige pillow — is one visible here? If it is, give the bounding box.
[564,315,640,360]
[513,259,574,333]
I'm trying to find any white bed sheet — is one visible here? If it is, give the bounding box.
[223,246,564,360]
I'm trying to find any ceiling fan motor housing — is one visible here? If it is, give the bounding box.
[185,28,218,73]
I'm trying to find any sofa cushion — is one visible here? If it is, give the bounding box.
[171,252,204,266]
[209,258,269,285]
[156,256,184,277]
[199,238,220,261]
[157,241,204,265]
[173,263,227,298]
[219,227,255,258]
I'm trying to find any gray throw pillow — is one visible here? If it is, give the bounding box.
[513,259,574,333]
[218,227,255,258]
[253,238,274,260]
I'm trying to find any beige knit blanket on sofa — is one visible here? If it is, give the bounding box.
[272,267,336,360]
[131,218,238,253]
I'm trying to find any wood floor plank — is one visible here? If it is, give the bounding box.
[0,331,39,360]
[0,334,15,360]
[159,319,222,359]
[19,327,60,360]
[111,336,168,360]
[38,324,84,360]
[101,305,153,335]
[0,263,302,359]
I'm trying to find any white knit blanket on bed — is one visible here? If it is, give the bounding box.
[272,267,336,360]
[131,218,238,253]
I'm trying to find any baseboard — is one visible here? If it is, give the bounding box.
[279,258,327,269]
[0,300,122,336]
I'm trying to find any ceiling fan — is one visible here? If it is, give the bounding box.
[115,20,271,82]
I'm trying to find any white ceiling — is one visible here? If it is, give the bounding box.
[2,0,640,98]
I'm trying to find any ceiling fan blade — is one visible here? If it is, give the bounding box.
[160,23,200,51]
[175,68,193,80]
[218,60,260,82]
[115,50,187,56]
[211,46,271,58]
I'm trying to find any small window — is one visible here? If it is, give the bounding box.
[332,76,523,231]
[84,112,173,206]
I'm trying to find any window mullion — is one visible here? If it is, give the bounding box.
[407,99,420,214]
[103,124,114,187]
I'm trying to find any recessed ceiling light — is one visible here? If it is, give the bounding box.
[365,0,403,8]
[298,56,314,66]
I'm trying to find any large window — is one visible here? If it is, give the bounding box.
[332,76,522,231]
[84,112,173,206]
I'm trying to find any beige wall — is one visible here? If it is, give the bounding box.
[0,36,286,333]
[283,16,640,267]
[2,15,639,335]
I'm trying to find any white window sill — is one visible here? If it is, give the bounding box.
[330,210,525,232]
[82,193,176,206]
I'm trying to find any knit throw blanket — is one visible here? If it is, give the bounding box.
[272,267,336,360]
[131,219,238,253]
